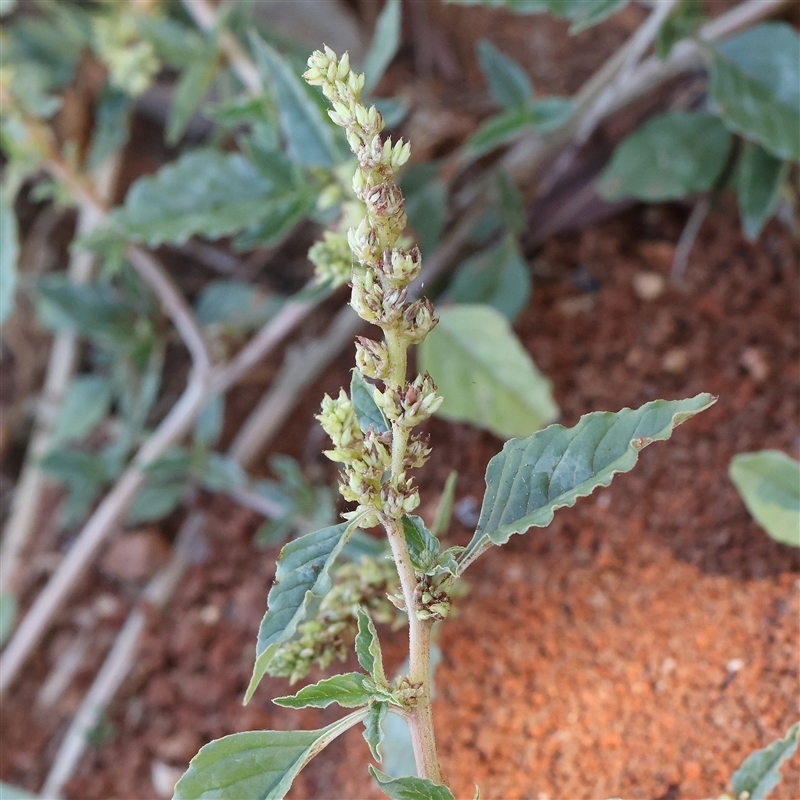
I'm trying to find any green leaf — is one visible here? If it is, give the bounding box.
[363,0,402,94]
[273,672,372,709]
[233,188,315,250]
[35,276,138,347]
[363,701,389,762]
[729,450,800,547]
[567,0,629,34]
[128,483,184,524]
[39,448,110,523]
[445,0,629,33]
[597,111,732,201]
[418,304,559,439]
[351,369,389,434]
[0,781,37,800]
[194,395,224,448]
[448,236,531,321]
[369,766,455,800]
[173,710,368,800]
[496,169,525,235]
[466,98,573,155]
[709,23,800,162]
[196,453,249,493]
[402,515,441,573]
[432,471,458,538]
[52,376,111,445]
[476,39,533,109]
[134,15,206,68]
[735,143,788,241]
[356,608,386,683]
[0,591,18,648]
[86,87,132,170]
[0,182,20,325]
[731,722,799,800]
[112,149,295,247]
[194,280,278,331]
[250,34,341,167]
[656,0,705,60]
[167,48,218,145]
[402,164,447,254]
[245,520,357,704]
[460,393,717,571]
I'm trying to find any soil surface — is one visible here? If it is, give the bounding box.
[2,3,799,800]
[4,207,798,800]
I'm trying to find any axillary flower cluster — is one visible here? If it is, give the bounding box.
[304,47,442,532]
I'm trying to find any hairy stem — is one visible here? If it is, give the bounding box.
[383,516,443,784]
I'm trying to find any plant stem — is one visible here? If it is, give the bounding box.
[383,516,444,784]
[381,323,445,783]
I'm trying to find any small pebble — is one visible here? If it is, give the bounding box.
[727,658,745,673]
[662,347,689,374]
[633,271,666,301]
[151,761,183,799]
[557,295,595,316]
[199,604,221,625]
[740,346,769,383]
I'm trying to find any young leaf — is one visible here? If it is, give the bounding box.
[363,0,402,94]
[432,471,458,538]
[52,376,112,445]
[166,47,218,145]
[0,591,18,648]
[0,181,20,325]
[466,99,573,156]
[194,395,224,448]
[656,0,705,60]
[0,782,36,800]
[86,87,132,170]
[245,520,357,704]
[447,235,531,321]
[112,149,294,246]
[476,39,533,110]
[731,722,799,800]
[567,0,629,34]
[708,23,800,162]
[496,169,525,235]
[735,143,788,242]
[174,710,368,800]
[369,766,455,800]
[356,608,386,683]
[460,393,717,571]
[363,701,389,762]
[418,304,559,439]
[597,111,732,201]
[128,484,185,524]
[402,515,441,573]
[729,450,799,547]
[351,369,390,434]
[249,34,341,167]
[273,672,372,709]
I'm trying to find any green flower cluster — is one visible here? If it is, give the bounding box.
[267,555,404,684]
[305,47,442,528]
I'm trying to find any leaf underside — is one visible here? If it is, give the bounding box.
[731,722,799,800]
[369,766,455,800]
[729,450,800,547]
[174,711,366,800]
[245,521,354,703]
[461,394,716,570]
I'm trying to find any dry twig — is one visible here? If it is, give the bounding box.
[39,512,206,800]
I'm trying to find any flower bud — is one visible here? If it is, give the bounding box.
[402,298,437,344]
[396,372,442,427]
[355,336,390,380]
